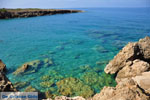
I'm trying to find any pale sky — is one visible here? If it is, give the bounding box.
[0,0,150,8]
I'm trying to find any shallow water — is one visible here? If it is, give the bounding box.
[0,8,150,97]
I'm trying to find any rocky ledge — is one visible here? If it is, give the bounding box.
[1,36,150,100]
[0,8,83,19]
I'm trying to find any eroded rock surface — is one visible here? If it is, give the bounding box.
[0,59,6,72]
[0,59,17,92]
[132,71,150,94]
[105,36,150,74]
[116,59,150,83]
[92,79,149,100]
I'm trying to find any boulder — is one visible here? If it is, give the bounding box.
[92,79,150,100]
[138,36,150,60]
[116,59,150,83]
[105,42,140,74]
[132,71,150,94]
[13,60,41,75]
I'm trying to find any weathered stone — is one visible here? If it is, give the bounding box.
[138,36,150,60]
[13,60,41,75]
[92,79,149,100]
[116,59,150,83]
[132,71,150,94]
[0,59,6,72]
[0,72,17,92]
[105,42,140,74]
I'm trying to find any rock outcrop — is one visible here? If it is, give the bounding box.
[0,9,83,19]
[97,36,150,100]
[0,59,17,92]
[105,36,150,74]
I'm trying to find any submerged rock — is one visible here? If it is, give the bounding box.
[13,60,41,75]
[92,45,109,53]
[13,58,54,75]
[40,81,54,88]
[24,86,38,92]
[56,77,94,98]
[14,81,29,89]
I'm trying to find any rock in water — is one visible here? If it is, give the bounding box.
[0,72,17,91]
[0,59,17,92]
[0,59,6,72]
[13,60,42,75]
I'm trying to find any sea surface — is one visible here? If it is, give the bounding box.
[0,8,150,97]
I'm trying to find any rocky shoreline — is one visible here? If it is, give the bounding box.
[0,36,150,100]
[0,8,83,19]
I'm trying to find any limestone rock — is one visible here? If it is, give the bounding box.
[132,71,150,94]
[13,60,41,75]
[138,36,150,60]
[105,42,140,74]
[92,79,149,100]
[0,59,6,72]
[0,72,17,92]
[116,59,150,83]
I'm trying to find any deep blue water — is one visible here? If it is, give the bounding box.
[0,8,150,97]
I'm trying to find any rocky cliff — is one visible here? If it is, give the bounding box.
[0,9,83,19]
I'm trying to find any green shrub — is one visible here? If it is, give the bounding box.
[0,8,7,12]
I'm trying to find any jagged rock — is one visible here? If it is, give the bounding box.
[13,60,42,75]
[92,79,150,100]
[138,36,150,60]
[105,36,150,74]
[0,72,17,92]
[132,71,150,94]
[0,59,6,72]
[13,59,54,75]
[116,59,150,83]
[105,42,140,74]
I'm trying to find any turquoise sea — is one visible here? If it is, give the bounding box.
[0,8,150,98]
